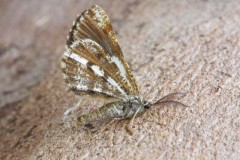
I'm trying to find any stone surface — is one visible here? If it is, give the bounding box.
[0,0,240,159]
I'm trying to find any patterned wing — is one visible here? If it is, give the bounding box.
[61,5,139,99]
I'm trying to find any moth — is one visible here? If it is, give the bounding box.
[61,5,186,130]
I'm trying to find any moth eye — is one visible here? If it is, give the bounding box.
[134,96,138,100]
[144,102,152,109]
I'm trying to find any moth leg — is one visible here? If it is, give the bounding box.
[91,118,117,139]
[126,108,140,135]
[64,100,82,116]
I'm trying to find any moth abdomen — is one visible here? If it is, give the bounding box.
[77,101,128,125]
[77,108,105,125]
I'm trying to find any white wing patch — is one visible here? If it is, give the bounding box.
[112,56,131,86]
[91,65,104,77]
[64,50,88,66]
[75,84,114,97]
[93,87,102,92]
[75,85,88,90]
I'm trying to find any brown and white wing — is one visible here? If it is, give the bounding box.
[61,5,139,99]
[62,40,126,99]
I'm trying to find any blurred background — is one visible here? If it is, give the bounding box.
[0,0,127,109]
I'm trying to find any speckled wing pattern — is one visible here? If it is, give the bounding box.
[61,5,139,99]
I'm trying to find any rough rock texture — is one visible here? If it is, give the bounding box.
[1,0,240,159]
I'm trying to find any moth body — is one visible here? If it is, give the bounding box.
[77,96,152,125]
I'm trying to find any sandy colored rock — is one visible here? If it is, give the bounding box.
[0,0,240,159]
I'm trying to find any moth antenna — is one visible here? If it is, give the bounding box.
[153,100,189,108]
[153,92,187,105]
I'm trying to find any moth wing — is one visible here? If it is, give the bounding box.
[65,5,139,96]
[62,40,125,99]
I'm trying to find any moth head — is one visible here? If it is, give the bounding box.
[143,101,152,109]
[129,96,152,109]
[131,96,152,109]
